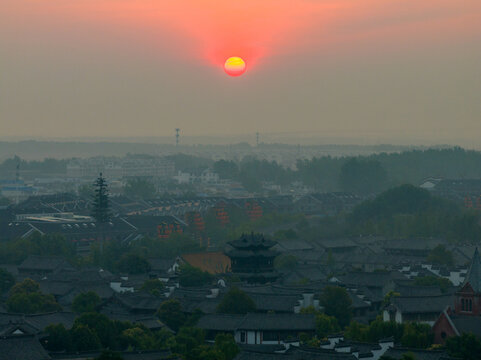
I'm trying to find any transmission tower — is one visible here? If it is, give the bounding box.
[175,128,180,146]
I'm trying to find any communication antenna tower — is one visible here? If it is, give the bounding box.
[175,128,180,147]
[15,163,20,205]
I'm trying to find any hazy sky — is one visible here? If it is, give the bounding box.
[1,0,481,145]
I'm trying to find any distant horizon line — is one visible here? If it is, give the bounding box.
[0,135,478,150]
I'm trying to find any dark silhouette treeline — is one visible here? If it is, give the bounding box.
[2,147,481,195]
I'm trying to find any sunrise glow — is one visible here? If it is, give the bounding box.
[224,57,246,77]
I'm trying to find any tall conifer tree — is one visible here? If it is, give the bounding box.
[91,173,111,253]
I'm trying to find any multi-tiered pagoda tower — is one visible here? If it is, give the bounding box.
[225,233,278,284]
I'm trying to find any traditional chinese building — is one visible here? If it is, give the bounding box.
[225,233,278,284]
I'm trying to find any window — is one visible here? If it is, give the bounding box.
[262,331,279,342]
[441,332,447,339]
[240,331,246,343]
[462,298,473,312]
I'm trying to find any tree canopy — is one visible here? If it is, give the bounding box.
[319,286,352,328]
[72,291,101,314]
[7,279,61,314]
[178,264,213,287]
[216,287,256,314]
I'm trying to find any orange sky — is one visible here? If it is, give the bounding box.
[1,0,481,143]
[4,0,480,69]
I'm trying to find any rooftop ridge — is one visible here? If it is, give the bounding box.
[463,247,481,292]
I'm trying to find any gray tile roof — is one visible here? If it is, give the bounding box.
[382,347,457,360]
[0,334,51,360]
[450,314,481,337]
[197,314,244,331]
[18,255,72,272]
[198,313,316,332]
[463,247,481,292]
[0,312,76,333]
[235,345,356,360]
[391,294,454,314]
[237,313,316,331]
[246,293,300,313]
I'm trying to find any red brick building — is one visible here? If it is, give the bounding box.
[433,248,481,343]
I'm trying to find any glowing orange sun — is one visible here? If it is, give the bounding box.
[224,57,246,77]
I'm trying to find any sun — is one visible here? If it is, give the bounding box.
[224,57,246,77]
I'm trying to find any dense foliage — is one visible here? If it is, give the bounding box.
[0,268,15,293]
[116,254,152,274]
[7,279,62,314]
[413,276,453,293]
[427,245,454,267]
[140,279,165,297]
[216,287,256,314]
[178,264,213,287]
[345,317,433,348]
[319,286,353,327]
[0,232,76,264]
[157,299,186,332]
[72,291,101,314]
[446,333,481,360]
[347,185,481,242]
[124,178,156,199]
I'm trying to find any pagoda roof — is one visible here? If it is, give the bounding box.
[225,249,279,258]
[228,233,277,250]
[463,247,481,293]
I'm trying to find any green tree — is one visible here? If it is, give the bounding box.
[345,317,430,348]
[187,345,224,360]
[74,312,117,348]
[427,245,454,267]
[446,333,481,360]
[91,173,112,254]
[216,287,256,314]
[339,158,388,195]
[117,254,151,274]
[413,276,453,293]
[72,291,101,314]
[122,326,154,350]
[344,320,368,341]
[124,178,156,199]
[213,160,239,180]
[157,299,186,332]
[174,327,205,355]
[7,279,61,314]
[91,173,112,224]
[141,279,165,297]
[319,286,352,328]
[0,268,15,294]
[71,324,102,352]
[315,313,341,338]
[382,291,401,308]
[401,322,433,348]
[178,264,213,287]
[45,324,72,351]
[214,333,239,360]
[10,278,40,295]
